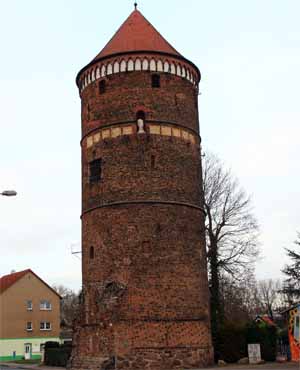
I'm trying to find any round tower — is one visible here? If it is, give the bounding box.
[70,7,213,370]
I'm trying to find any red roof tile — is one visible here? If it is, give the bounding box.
[261,316,276,327]
[0,269,30,294]
[93,9,181,60]
[0,269,61,298]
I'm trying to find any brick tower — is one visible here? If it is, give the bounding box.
[70,6,213,370]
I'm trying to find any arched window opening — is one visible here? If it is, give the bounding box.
[150,59,156,71]
[120,60,127,72]
[99,80,106,94]
[89,246,95,259]
[114,61,120,73]
[135,58,141,70]
[157,60,163,72]
[152,74,160,88]
[128,59,134,71]
[107,63,113,75]
[142,59,149,70]
[164,61,169,73]
[136,111,146,134]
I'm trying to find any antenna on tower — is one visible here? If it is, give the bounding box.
[70,242,82,260]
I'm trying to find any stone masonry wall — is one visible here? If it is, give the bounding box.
[69,60,213,370]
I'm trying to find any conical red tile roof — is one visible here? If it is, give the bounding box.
[93,9,181,60]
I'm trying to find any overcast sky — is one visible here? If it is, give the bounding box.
[0,0,299,292]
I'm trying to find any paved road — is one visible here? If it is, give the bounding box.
[200,363,298,370]
[0,363,298,370]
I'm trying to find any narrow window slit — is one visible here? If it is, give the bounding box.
[89,246,95,259]
[151,155,156,169]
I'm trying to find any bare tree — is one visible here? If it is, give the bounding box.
[202,152,260,360]
[220,269,262,324]
[257,279,282,320]
[52,284,80,327]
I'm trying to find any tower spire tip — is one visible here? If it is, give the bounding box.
[134,2,138,10]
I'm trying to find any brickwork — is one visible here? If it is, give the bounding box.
[80,71,199,138]
[69,8,213,370]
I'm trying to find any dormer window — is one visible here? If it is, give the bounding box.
[152,74,160,88]
[99,80,106,94]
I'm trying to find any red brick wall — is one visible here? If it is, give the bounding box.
[80,71,199,138]
[70,65,213,370]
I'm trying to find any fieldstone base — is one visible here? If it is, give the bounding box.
[68,347,214,370]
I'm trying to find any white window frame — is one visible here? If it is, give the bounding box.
[40,321,51,331]
[26,300,33,311]
[26,322,33,331]
[40,300,52,311]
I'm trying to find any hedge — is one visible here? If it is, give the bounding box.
[219,323,247,363]
[44,343,71,367]
[246,322,277,361]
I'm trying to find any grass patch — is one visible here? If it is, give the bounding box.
[13,359,41,364]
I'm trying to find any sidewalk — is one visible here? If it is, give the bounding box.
[0,363,64,370]
[0,361,298,370]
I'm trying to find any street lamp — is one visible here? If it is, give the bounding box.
[1,190,17,197]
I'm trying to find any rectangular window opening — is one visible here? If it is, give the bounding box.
[89,158,102,183]
[152,74,160,88]
[99,80,106,94]
[40,322,51,331]
[40,300,52,310]
[26,322,33,331]
[26,300,32,311]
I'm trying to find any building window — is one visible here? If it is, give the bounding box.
[99,80,106,94]
[89,246,95,259]
[26,322,33,331]
[40,322,51,331]
[294,315,300,340]
[40,300,52,310]
[152,74,160,88]
[26,300,32,311]
[89,158,102,183]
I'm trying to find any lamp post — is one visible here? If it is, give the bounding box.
[1,190,17,197]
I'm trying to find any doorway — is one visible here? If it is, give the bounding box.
[24,343,32,360]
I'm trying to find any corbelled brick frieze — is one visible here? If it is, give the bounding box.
[78,54,199,94]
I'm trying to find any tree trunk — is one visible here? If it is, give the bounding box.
[209,242,223,362]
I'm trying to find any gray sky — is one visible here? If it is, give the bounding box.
[0,0,299,292]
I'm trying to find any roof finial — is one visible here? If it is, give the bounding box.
[134,2,138,10]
